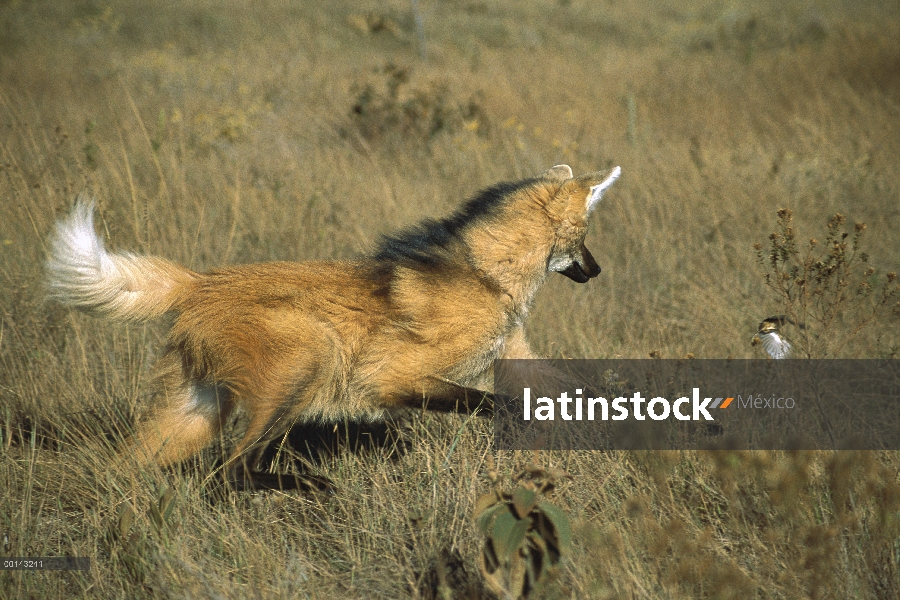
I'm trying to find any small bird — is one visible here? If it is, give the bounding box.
[751,315,794,359]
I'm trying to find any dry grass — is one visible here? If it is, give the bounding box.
[1,0,899,597]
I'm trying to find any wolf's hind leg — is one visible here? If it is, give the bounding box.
[221,352,339,491]
[125,377,235,468]
[221,397,335,493]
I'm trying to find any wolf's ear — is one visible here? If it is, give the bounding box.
[584,166,621,214]
[539,164,574,181]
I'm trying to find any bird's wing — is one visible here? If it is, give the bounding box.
[760,332,792,359]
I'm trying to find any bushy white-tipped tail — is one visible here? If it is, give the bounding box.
[46,198,196,321]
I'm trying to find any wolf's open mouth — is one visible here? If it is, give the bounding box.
[560,245,601,283]
[560,261,599,283]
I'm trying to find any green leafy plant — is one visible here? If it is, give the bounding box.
[103,487,178,583]
[148,487,177,537]
[474,464,573,599]
[755,208,900,357]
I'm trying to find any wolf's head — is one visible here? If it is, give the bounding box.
[539,164,621,283]
[374,164,621,308]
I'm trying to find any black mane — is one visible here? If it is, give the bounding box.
[372,178,537,268]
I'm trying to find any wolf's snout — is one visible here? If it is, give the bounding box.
[560,244,601,283]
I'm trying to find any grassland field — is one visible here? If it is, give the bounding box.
[1,0,899,597]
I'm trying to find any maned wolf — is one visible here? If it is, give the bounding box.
[46,164,621,485]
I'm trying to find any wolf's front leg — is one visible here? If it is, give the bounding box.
[392,378,496,415]
[498,325,595,398]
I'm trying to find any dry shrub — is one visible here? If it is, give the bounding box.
[349,63,489,144]
[755,208,900,358]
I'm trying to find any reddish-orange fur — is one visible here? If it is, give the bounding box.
[46,165,620,480]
